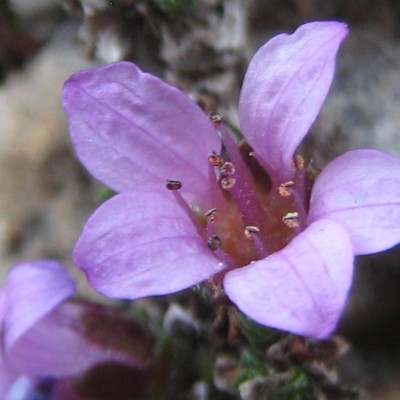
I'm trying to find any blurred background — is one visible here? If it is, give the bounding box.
[1,1,400,398]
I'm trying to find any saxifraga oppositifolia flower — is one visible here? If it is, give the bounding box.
[63,21,400,339]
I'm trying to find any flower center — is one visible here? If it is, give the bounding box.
[166,114,313,272]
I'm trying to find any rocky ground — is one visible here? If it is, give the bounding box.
[2,0,400,398]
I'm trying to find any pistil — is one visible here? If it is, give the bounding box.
[210,115,268,230]
[244,226,268,258]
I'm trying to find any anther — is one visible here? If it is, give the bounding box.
[282,212,300,228]
[278,181,295,197]
[208,111,223,126]
[166,179,182,190]
[244,226,260,239]
[220,162,236,176]
[207,234,222,250]
[294,154,305,170]
[244,225,268,258]
[208,152,224,167]
[221,176,236,190]
[204,208,218,222]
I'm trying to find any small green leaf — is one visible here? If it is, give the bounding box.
[272,369,314,400]
[235,349,269,386]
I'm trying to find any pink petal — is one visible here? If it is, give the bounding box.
[3,261,75,351]
[223,219,353,338]
[308,149,400,255]
[73,191,225,299]
[239,21,348,182]
[63,62,220,207]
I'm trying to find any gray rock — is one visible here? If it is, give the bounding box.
[304,28,400,167]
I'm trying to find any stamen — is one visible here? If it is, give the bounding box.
[294,155,306,211]
[205,208,218,239]
[294,154,305,169]
[207,234,222,250]
[208,111,223,126]
[221,176,237,190]
[204,208,218,223]
[164,174,234,271]
[205,207,236,269]
[277,181,307,229]
[166,179,182,191]
[208,152,224,167]
[278,181,294,197]
[243,225,260,239]
[220,162,235,176]
[207,156,228,208]
[244,226,268,258]
[165,180,204,236]
[282,212,300,228]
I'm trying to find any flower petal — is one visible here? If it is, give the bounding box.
[223,219,353,338]
[73,191,225,299]
[3,377,42,400]
[6,302,147,378]
[0,292,18,399]
[0,289,5,323]
[307,149,400,255]
[239,21,348,182]
[0,359,18,399]
[63,62,220,206]
[3,261,75,351]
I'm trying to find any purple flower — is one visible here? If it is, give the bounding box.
[63,21,400,339]
[0,261,153,399]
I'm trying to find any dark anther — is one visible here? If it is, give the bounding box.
[166,179,182,190]
[208,111,223,126]
[207,234,222,250]
[208,152,224,167]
